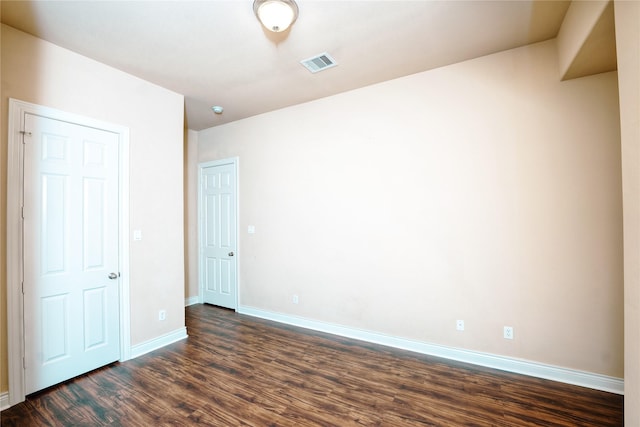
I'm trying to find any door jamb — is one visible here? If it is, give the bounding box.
[6,99,131,406]
[197,157,239,310]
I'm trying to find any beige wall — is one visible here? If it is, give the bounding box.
[1,24,186,393]
[198,39,623,377]
[615,1,640,424]
[185,129,199,301]
[0,6,5,394]
[557,0,606,75]
[557,0,614,80]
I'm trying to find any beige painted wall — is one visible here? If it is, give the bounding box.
[1,24,186,393]
[185,129,199,301]
[558,0,607,74]
[557,0,611,79]
[0,6,6,394]
[198,39,623,377]
[615,0,640,423]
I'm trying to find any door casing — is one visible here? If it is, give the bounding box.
[6,98,131,406]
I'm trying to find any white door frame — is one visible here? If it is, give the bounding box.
[197,157,239,309]
[6,98,131,406]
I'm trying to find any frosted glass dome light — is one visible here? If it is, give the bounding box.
[254,0,299,33]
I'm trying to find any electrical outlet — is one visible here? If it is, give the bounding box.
[292,295,299,304]
[159,310,166,321]
[456,320,464,331]
[504,326,514,340]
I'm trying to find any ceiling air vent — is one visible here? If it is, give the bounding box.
[300,52,337,73]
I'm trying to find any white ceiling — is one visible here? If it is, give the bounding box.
[1,1,571,130]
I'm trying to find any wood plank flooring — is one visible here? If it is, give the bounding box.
[2,304,623,426]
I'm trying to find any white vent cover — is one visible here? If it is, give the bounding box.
[300,52,337,73]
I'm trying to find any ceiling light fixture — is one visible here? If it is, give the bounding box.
[253,0,298,33]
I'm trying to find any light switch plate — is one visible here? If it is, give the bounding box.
[133,229,142,241]
[248,225,256,234]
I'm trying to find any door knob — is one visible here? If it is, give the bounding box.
[108,272,118,280]
[228,252,234,257]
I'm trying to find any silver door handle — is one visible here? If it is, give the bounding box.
[228,252,234,256]
[108,272,118,280]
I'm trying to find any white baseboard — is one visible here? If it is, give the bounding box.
[130,327,188,359]
[185,296,200,307]
[0,330,189,411]
[238,305,624,395]
[0,391,9,411]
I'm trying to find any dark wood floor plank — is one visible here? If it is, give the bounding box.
[2,303,623,426]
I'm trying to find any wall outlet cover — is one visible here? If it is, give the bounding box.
[504,326,514,339]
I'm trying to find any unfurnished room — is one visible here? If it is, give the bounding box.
[1,0,639,425]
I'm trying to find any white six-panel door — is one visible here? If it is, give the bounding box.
[199,160,237,309]
[23,113,121,394]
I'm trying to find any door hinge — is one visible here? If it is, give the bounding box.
[21,206,25,219]
[22,281,25,295]
[20,130,32,143]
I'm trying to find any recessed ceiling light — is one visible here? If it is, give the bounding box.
[212,106,224,114]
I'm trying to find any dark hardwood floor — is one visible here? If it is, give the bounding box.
[2,304,623,426]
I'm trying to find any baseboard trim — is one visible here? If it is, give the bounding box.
[185,296,199,307]
[238,306,623,395]
[0,391,9,411]
[0,330,189,411]
[130,327,188,359]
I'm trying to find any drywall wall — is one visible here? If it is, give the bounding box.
[185,129,199,302]
[615,0,640,423]
[1,24,186,394]
[0,5,6,396]
[557,0,616,80]
[197,39,623,378]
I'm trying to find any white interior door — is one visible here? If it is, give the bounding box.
[23,112,121,394]
[199,160,237,309]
